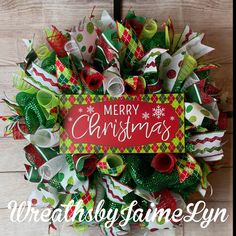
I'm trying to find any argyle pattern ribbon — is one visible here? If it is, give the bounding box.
[56,57,82,94]
[71,183,96,217]
[176,154,202,183]
[116,22,144,65]
[97,154,126,177]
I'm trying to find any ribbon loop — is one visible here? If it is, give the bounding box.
[97,154,126,177]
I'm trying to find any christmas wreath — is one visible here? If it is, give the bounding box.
[1,9,228,235]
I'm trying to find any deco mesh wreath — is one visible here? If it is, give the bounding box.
[1,10,228,235]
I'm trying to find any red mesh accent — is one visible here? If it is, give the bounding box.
[46,26,68,57]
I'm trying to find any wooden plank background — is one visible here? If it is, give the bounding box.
[0,0,233,235]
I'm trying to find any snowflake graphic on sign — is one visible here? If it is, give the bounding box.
[152,105,165,119]
[87,105,94,114]
[142,112,150,120]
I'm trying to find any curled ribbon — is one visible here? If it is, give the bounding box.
[116,22,144,65]
[38,155,66,181]
[28,188,51,208]
[96,10,116,31]
[64,39,81,59]
[24,164,41,183]
[124,10,145,36]
[80,65,104,92]
[187,130,225,161]
[16,92,47,133]
[73,154,97,176]
[35,44,51,61]
[97,154,126,177]
[31,185,59,208]
[45,26,68,57]
[36,89,59,121]
[124,76,146,95]
[26,127,60,148]
[103,66,125,97]
[70,21,98,64]
[26,62,60,94]
[185,102,216,128]
[56,56,82,94]
[140,18,158,39]
[140,48,167,93]
[151,153,177,173]
[40,51,56,75]
[24,143,58,168]
[175,154,202,184]
[13,70,38,94]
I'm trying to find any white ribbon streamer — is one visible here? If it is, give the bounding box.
[38,155,66,181]
[64,39,83,59]
[173,34,214,59]
[103,67,124,97]
[25,128,60,148]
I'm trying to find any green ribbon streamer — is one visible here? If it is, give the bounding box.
[142,32,166,52]
[140,19,158,39]
[13,70,38,94]
[16,92,46,133]
[36,89,59,123]
[173,54,197,92]
[41,52,56,75]
[25,165,41,183]
[35,44,51,61]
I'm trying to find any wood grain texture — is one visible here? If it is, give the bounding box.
[0,172,35,208]
[0,0,233,235]
[0,139,27,172]
[189,167,233,202]
[121,0,233,29]
[183,202,233,236]
[0,0,112,65]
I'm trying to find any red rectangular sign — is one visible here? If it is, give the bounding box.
[60,94,185,154]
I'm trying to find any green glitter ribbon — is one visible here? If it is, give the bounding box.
[126,154,201,200]
[16,92,47,133]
